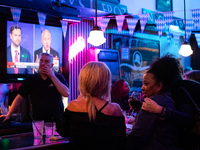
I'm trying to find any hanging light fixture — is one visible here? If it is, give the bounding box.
[179,0,193,57]
[87,0,106,46]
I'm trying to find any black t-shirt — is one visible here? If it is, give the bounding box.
[18,73,68,124]
[57,109,126,150]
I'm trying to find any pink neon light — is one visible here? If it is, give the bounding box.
[68,36,85,63]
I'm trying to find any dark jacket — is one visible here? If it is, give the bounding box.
[126,93,179,150]
[7,45,32,74]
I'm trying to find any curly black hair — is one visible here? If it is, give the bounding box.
[147,54,183,91]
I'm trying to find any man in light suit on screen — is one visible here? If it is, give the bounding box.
[7,25,32,74]
[34,29,60,73]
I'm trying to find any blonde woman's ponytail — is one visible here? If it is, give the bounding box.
[85,94,96,122]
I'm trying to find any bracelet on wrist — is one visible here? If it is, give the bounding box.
[159,106,167,120]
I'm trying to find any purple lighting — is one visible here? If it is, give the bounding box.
[69,36,85,63]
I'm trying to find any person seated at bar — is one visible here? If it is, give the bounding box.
[184,70,200,82]
[0,53,69,126]
[57,61,126,150]
[111,79,131,111]
[126,54,182,150]
[142,69,200,150]
[0,83,9,115]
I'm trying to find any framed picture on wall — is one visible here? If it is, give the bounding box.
[156,0,172,12]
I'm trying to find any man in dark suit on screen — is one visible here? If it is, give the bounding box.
[7,25,32,74]
[34,29,60,73]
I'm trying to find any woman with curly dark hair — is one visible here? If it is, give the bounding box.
[126,54,183,150]
[139,54,200,150]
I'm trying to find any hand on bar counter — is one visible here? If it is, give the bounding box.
[49,135,66,141]
[49,136,58,141]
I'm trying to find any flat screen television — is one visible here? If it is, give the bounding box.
[3,21,63,81]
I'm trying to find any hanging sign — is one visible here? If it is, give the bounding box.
[95,0,127,15]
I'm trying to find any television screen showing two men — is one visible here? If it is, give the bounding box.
[6,21,63,74]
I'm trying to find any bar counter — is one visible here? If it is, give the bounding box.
[0,121,33,136]
[0,121,69,150]
[0,132,69,150]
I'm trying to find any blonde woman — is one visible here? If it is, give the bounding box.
[57,61,126,150]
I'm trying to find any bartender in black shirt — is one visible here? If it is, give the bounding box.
[0,53,69,126]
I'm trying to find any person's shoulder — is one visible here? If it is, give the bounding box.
[55,72,62,76]
[25,74,38,80]
[150,94,164,100]
[34,48,42,53]
[20,46,30,53]
[20,74,37,84]
[7,45,11,50]
[50,48,59,54]
[151,94,174,107]
[55,73,64,79]
[50,47,57,52]
[67,99,86,112]
[20,46,28,50]
[107,102,123,116]
[66,100,76,111]
[55,73,68,86]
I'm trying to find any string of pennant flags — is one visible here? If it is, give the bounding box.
[10,6,200,46]
[10,7,68,39]
[96,9,200,46]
